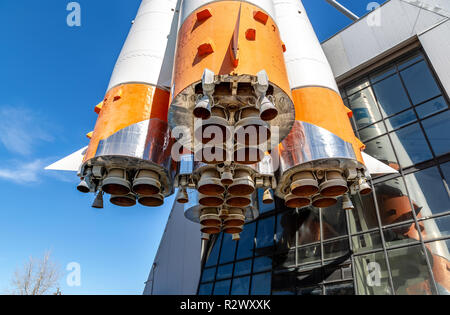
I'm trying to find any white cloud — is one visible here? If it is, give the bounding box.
[0,106,53,156]
[0,160,44,184]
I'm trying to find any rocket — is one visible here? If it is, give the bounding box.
[47,0,397,241]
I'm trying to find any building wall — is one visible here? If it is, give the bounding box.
[143,201,202,295]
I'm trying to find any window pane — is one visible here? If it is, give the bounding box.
[219,234,237,264]
[375,177,416,226]
[400,60,441,105]
[323,238,350,260]
[422,111,450,157]
[416,96,448,119]
[322,202,348,240]
[213,280,231,295]
[253,256,272,273]
[297,286,323,295]
[216,263,233,280]
[424,239,450,295]
[234,259,252,277]
[420,216,450,241]
[383,223,421,248]
[390,123,433,167]
[275,211,296,252]
[386,110,416,131]
[298,209,321,245]
[272,270,296,295]
[198,283,213,295]
[404,167,450,217]
[370,65,396,83]
[236,222,255,260]
[298,244,321,265]
[398,53,423,70]
[348,193,380,233]
[387,245,435,295]
[205,233,223,267]
[354,252,392,295]
[256,216,275,250]
[352,231,383,253]
[231,276,250,295]
[325,282,355,295]
[441,162,450,183]
[346,78,370,96]
[358,122,386,142]
[372,74,411,117]
[273,249,296,270]
[251,272,271,295]
[347,88,382,128]
[364,135,399,171]
[201,267,216,283]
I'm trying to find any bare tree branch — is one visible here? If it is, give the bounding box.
[9,251,62,295]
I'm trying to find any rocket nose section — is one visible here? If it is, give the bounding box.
[45,146,88,172]
[362,152,399,175]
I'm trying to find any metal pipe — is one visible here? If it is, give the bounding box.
[325,0,359,21]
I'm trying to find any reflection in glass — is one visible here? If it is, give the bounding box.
[348,193,379,233]
[253,256,272,273]
[388,245,435,295]
[372,74,411,117]
[198,283,213,295]
[325,282,355,295]
[323,238,350,260]
[422,111,450,157]
[272,270,296,295]
[358,123,386,142]
[231,276,250,295]
[386,110,416,131]
[383,223,421,248]
[275,211,296,252]
[390,123,433,168]
[234,259,252,277]
[354,252,392,295]
[345,78,370,96]
[273,249,295,270]
[364,135,399,171]
[322,202,348,239]
[421,216,450,241]
[352,231,383,253]
[348,87,382,128]
[416,96,448,119]
[236,222,255,260]
[216,263,233,280]
[213,280,231,295]
[370,65,396,83]
[424,239,450,295]
[205,233,223,267]
[297,209,321,245]
[298,244,321,265]
[255,217,275,251]
[375,177,417,226]
[398,53,423,70]
[400,61,441,105]
[220,234,237,264]
[404,167,450,218]
[251,272,271,295]
[201,267,216,283]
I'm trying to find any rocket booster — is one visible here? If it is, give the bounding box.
[47,0,397,241]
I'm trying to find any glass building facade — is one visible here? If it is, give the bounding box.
[197,50,450,295]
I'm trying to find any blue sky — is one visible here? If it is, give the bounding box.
[0,0,386,295]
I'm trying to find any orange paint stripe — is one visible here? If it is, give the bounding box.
[84,84,170,162]
[292,87,365,165]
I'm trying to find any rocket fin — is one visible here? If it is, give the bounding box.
[45,146,88,172]
[362,152,398,175]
